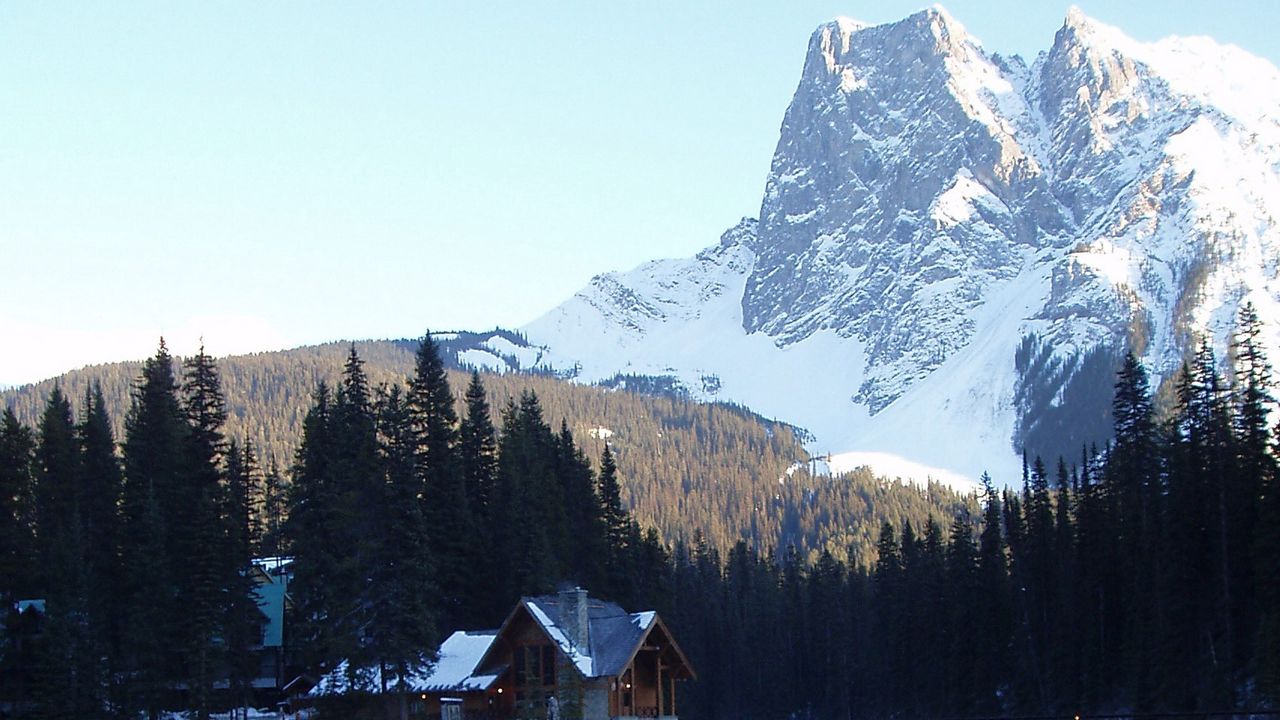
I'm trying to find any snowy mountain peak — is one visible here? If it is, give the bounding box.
[519,7,1280,488]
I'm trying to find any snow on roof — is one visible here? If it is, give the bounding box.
[522,594,657,679]
[525,599,594,677]
[311,630,500,697]
[422,630,503,691]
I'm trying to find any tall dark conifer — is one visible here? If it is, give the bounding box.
[371,385,438,720]
[407,335,470,630]
[285,383,342,671]
[555,420,606,590]
[976,473,1011,714]
[0,410,36,602]
[458,371,499,620]
[597,444,632,601]
[32,387,100,720]
[1230,304,1272,680]
[119,340,185,720]
[179,346,233,720]
[224,441,266,715]
[331,348,384,680]
[1108,351,1161,709]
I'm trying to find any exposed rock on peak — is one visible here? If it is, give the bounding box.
[521,7,1280,485]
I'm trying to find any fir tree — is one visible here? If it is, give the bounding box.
[407,334,471,630]
[976,473,1011,714]
[119,340,185,720]
[224,441,267,715]
[458,371,499,619]
[597,444,632,601]
[285,383,342,671]
[371,385,438,720]
[179,346,233,720]
[0,409,36,601]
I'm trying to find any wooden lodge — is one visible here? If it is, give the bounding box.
[311,587,695,720]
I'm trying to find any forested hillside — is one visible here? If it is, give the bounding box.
[0,339,974,563]
[6,317,1280,718]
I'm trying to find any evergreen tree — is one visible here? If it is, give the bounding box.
[179,346,234,720]
[33,388,79,596]
[224,441,267,715]
[371,385,438,720]
[458,371,499,619]
[1230,304,1272,681]
[331,348,384,680]
[458,371,497,525]
[555,420,607,592]
[119,340,186,720]
[0,409,36,601]
[492,393,560,601]
[76,383,123,676]
[285,383,343,671]
[975,473,1011,714]
[597,444,633,602]
[258,458,288,560]
[31,387,101,720]
[1108,351,1161,709]
[944,510,980,715]
[406,335,471,630]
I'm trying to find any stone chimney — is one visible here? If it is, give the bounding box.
[559,586,590,650]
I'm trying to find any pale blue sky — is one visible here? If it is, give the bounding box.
[2,1,1275,386]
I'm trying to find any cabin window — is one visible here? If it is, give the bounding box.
[515,644,556,688]
[542,644,556,686]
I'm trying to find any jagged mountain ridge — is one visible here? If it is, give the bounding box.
[473,7,1280,485]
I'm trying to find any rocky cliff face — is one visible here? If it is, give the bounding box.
[511,7,1280,485]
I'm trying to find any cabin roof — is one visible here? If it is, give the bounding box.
[311,630,501,696]
[519,594,658,678]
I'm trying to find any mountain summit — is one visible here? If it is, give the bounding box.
[511,7,1280,485]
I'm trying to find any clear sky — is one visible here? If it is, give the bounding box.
[2,1,1276,387]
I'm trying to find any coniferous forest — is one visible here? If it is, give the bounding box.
[2,308,1280,719]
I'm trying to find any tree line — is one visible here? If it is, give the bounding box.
[0,339,973,563]
[11,309,1277,719]
[646,305,1280,719]
[285,337,674,719]
[0,342,269,720]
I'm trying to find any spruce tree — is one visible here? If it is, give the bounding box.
[944,510,980,715]
[1230,304,1272,680]
[555,420,606,590]
[119,340,186,720]
[406,334,470,630]
[76,383,123,675]
[597,444,632,601]
[458,371,499,619]
[32,387,101,720]
[180,346,233,720]
[285,383,342,671]
[976,473,1011,714]
[493,394,559,600]
[224,441,267,715]
[34,388,78,592]
[371,385,438,720]
[259,458,288,560]
[0,409,36,602]
[1108,351,1161,708]
[331,347,384,681]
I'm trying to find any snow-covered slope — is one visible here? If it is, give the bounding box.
[514,7,1280,488]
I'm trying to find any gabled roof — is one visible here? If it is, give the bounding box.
[251,579,286,648]
[481,592,692,680]
[14,599,45,615]
[311,630,501,696]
